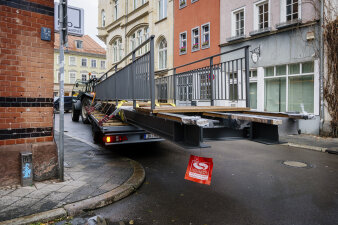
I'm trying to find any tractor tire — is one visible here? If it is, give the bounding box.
[81,97,91,124]
[71,104,80,122]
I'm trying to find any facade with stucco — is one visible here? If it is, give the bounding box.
[220,0,321,134]
[97,0,173,77]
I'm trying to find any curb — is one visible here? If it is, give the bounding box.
[0,152,145,225]
[282,142,327,152]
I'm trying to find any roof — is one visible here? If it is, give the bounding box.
[54,33,106,55]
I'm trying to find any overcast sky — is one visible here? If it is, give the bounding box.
[54,0,106,48]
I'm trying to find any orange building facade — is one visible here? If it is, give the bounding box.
[173,0,220,72]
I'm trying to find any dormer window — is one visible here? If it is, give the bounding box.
[75,40,83,49]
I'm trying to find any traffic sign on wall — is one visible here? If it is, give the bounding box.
[54,2,84,36]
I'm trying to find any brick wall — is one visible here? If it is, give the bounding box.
[0,0,58,186]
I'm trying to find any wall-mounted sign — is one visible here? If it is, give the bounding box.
[250,46,261,64]
[41,27,51,41]
[54,2,84,36]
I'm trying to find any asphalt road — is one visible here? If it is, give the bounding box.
[55,113,338,225]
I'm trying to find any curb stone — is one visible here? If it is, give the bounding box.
[282,142,327,152]
[0,156,145,225]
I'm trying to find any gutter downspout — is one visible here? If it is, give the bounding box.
[319,0,325,133]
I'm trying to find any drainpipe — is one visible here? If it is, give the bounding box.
[319,0,324,132]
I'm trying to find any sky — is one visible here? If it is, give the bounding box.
[54,0,106,48]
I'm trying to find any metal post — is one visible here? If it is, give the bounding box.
[132,52,136,109]
[149,36,155,110]
[173,68,176,105]
[58,0,65,182]
[245,46,250,108]
[115,65,118,105]
[319,0,324,132]
[210,57,214,106]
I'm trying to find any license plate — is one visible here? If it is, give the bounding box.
[145,133,159,139]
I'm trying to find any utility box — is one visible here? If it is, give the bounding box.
[21,152,33,186]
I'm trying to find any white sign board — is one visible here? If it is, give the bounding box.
[54,2,84,36]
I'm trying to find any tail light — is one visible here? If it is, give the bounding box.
[104,135,128,143]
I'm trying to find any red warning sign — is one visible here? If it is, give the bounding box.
[184,155,213,185]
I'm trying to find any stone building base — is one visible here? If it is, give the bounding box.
[0,142,58,187]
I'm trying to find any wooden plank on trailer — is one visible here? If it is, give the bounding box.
[157,113,212,126]
[203,112,283,125]
[244,111,307,119]
[136,106,250,114]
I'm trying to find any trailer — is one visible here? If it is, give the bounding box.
[86,36,312,148]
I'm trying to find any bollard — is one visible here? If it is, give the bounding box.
[21,152,33,186]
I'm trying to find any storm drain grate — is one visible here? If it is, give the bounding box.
[283,161,308,168]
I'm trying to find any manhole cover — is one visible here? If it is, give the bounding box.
[283,161,307,168]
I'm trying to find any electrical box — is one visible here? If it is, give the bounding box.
[21,152,33,186]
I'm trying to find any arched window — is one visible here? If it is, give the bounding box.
[129,26,149,55]
[158,38,167,69]
[101,10,105,27]
[113,38,122,63]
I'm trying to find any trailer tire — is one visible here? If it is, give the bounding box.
[81,98,91,124]
[71,105,80,122]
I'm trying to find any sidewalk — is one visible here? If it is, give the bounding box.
[280,134,338,153]
[0,133,145,224]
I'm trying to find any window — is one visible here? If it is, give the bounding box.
[133,0,137,9]
[144,27,149,52]
[178,75,192,100]
[235,10,244,36]
[158,38,167,70]
[129,27,149,55]
[56,55,59,65]
[179,0,186,9]
[113,39,122,63]
[179,31,187,55]
[69,56,76,66]
[101,61,106,69]
[81,74,87,82]
[101,10,105,27]
[81,58,87,67]
[286,0,299,21]
[264,62,314,113]
[249,70,258,109]
[191,0,198,3]
[130,33,136,51]
[75,40,83,49]
[201,23,210,49]
[90,74,97,79]
[91,59,97,68]
[159,0,167,20]
[137,29,144,55]
[191,27,199,52]
[200,73,211,99]
[114,0,119,20]
[69,72,76,84]
[256,1,269,30]
[229,71,238,100]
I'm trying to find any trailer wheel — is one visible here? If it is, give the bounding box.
[81,98,90,124]
[71,104,80,122]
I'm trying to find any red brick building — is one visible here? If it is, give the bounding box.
[173,0,220,72]
[0,0,57,186]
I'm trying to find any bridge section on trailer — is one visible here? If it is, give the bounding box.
[92,36,309,148]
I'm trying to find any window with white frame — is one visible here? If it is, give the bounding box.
[81,74,87,82]
[191,0,198,3]
[249,70,258,109]
[232,9,245,37]
[75,40,83,49]
[264,61,314,113]
[129,27,148,55]
[101,10,105,27]
[179,31,187,54]
[144,27,149,52]
[201,23,210,49]
[101,60,106,69]
[90,74,97,79]
[255,1,269,30]
[91,59,97,68]
[56,55,59,65]
[178,75,192,100]
[200,73,211,99]
[159,0,167,20]
[130,33,136,52]
[114,0,119,20]
[69,72,76,84]
[191,27,199,51]
[81,58,87,67]
[133,0,137,9]
[113,38,122,63]
[137,29,144,55]
[69,56,76,66]
[286,0,299,21]
[179,0,186,8]
[158,38,167,70]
